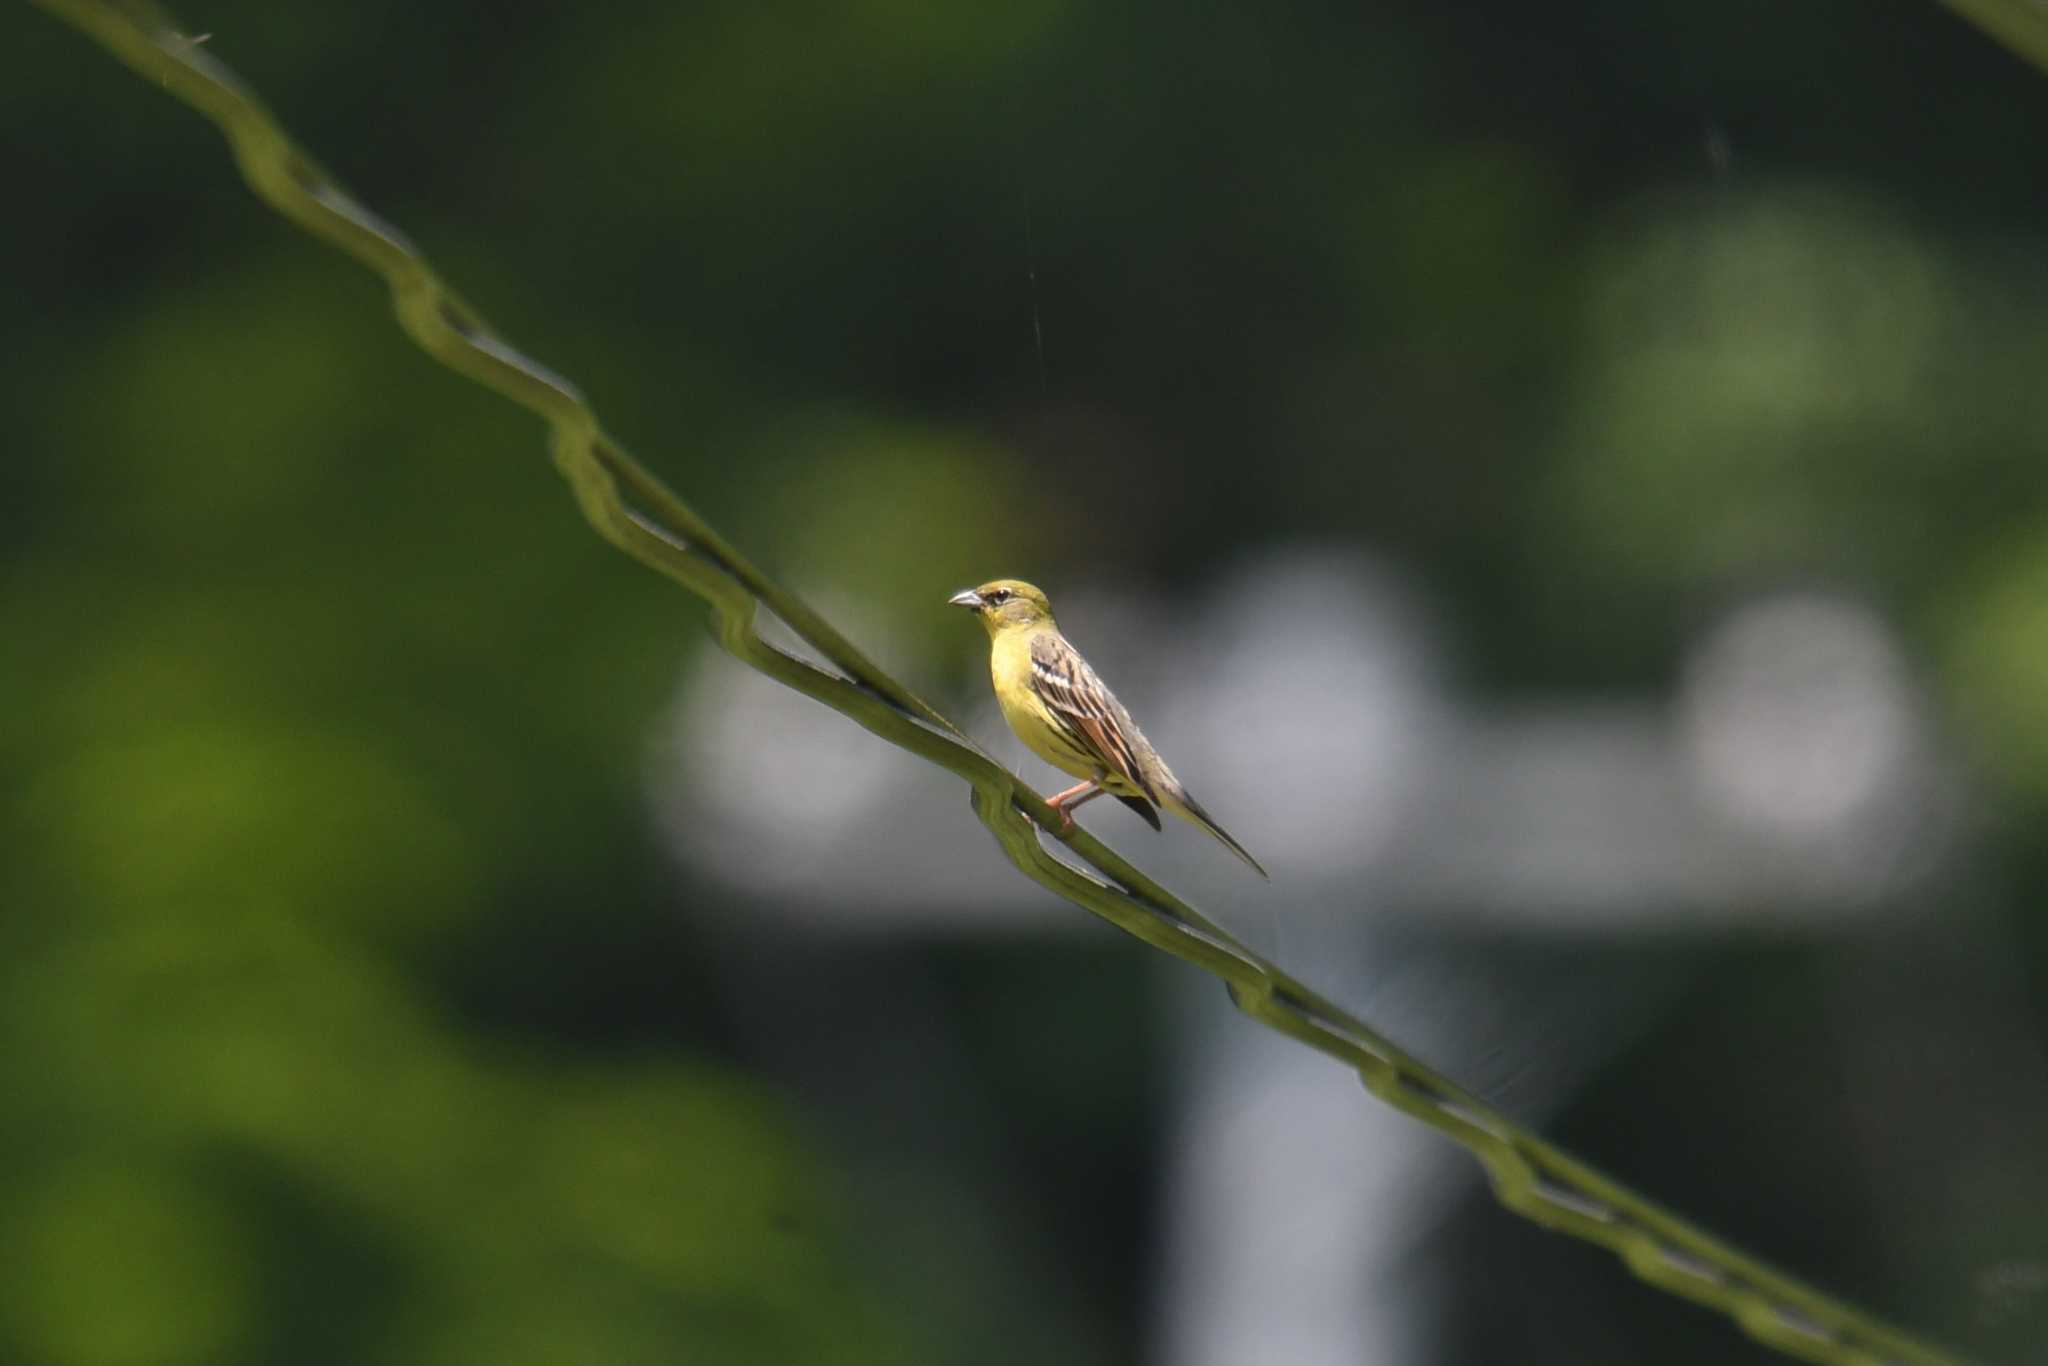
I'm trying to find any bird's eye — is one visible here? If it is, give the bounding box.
[986,589,1010,604]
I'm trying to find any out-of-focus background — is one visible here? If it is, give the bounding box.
[8,1,2048,1362]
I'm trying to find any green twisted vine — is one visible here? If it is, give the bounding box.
[32,3,1978,1362]
[1937,0,2048,75]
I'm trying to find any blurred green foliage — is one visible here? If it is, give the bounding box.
[9,0,2048,1362]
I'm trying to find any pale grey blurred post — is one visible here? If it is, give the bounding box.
[648,550,1996,1361]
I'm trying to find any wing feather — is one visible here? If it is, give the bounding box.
[1028,633,1159,802]
[1115,793,1164,830]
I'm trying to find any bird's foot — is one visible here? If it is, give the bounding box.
[1044,779,1099,835]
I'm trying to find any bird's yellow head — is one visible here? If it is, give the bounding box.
[948,579,1054,635]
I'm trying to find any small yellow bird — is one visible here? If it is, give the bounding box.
[950,579,1268,878]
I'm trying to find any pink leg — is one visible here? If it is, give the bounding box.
[1046,779,1105,831]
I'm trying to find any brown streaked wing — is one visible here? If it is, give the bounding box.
[1028,633,1158,801]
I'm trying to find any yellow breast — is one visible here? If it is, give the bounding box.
[990,628,1100,782]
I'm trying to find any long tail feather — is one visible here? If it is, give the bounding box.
[1175,791,1269,879]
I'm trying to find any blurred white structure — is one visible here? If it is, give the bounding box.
[644,548,1963,1366]
[649,549,1954,930]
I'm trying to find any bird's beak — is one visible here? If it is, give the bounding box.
[948,589,984,610]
